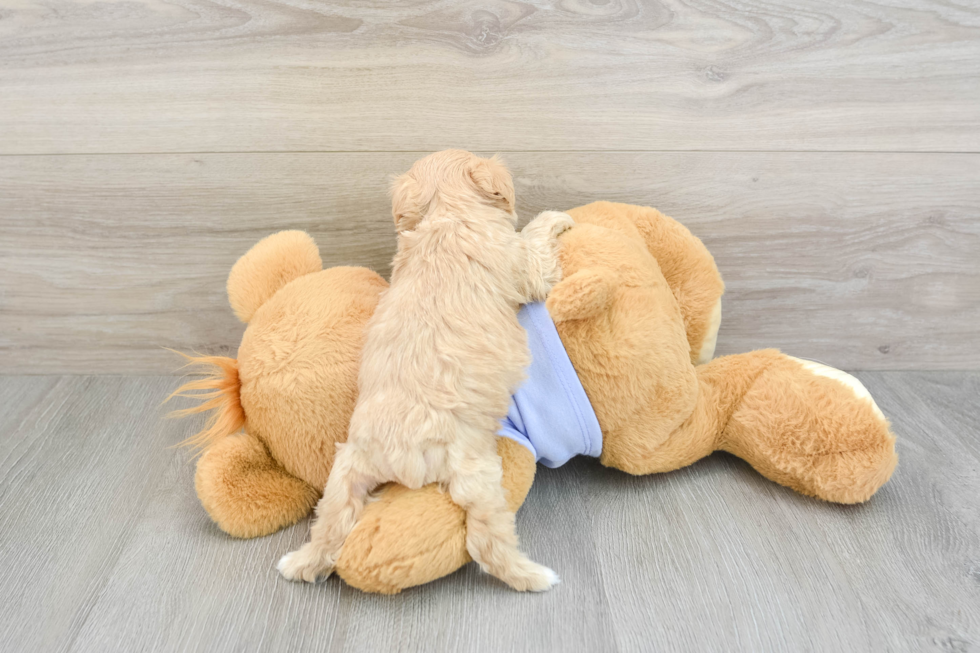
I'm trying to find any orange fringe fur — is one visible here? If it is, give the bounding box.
[165,351,246,450]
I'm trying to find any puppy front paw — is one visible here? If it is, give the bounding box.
[277,543,335,583]
[523,211,574,241]
[520,211,574,301]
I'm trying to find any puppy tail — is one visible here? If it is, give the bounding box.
[164,351,245,450]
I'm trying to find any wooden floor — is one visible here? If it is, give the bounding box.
[1,372,977,652]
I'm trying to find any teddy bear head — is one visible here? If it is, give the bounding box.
[226,231,387,490]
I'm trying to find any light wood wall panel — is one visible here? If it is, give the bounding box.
[2,152,977,373]
[0,0,978,154]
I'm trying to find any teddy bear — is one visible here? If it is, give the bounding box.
[171,201,897,594]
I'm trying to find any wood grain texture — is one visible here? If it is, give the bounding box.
[0,376,183,652]
[586,370,980,651]
[2,152,977,373]
[1,0,979,154]
[0,372,977,652]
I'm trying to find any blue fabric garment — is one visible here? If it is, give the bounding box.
[497,302,603,468]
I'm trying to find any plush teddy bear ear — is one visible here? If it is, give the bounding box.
[390,172,428,232]
[227,230,322,323]
[468,154,515,211]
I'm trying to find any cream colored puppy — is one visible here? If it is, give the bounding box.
[278,150,572,591]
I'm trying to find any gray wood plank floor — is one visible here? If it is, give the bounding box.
[1,372,977,652]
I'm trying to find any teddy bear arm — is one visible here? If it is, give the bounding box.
[567,202,724,363]
[545,267,617,323]
[335,437,536,594]
[624,205,724,364]
[195,431,319,538]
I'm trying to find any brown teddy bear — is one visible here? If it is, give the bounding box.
[171,201,897,594]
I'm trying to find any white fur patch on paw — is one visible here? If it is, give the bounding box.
[790,357,885,420]
[538,566,561,591]
[513,563,561,592]
[277,547,334,583]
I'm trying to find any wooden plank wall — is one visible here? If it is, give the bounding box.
[1,0,978,373]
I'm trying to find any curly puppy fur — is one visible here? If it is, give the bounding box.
[277,150,573,591]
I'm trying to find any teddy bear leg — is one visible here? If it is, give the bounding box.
[597,351,753,477]
[717,351,898,503]
[335,437,537,594]
[609,351,897,503]
[195,431,319,538]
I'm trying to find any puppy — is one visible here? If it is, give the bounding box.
[278,150,573,591]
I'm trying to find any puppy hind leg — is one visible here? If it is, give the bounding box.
[447,459,559,592]
[278,446,377,583]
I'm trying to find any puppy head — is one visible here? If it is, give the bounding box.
[390,150,516,231]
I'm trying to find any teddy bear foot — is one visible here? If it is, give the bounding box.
[277,543,335,583]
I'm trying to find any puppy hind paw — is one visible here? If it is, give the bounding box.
[504,561,561,592]
[277,544,335,583]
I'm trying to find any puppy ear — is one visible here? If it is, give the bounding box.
[390,173,426,232]
[469,155,515,211]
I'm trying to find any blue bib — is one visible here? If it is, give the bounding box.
[498,302,603,468]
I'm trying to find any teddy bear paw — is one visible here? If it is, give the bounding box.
[277,543,335,583]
